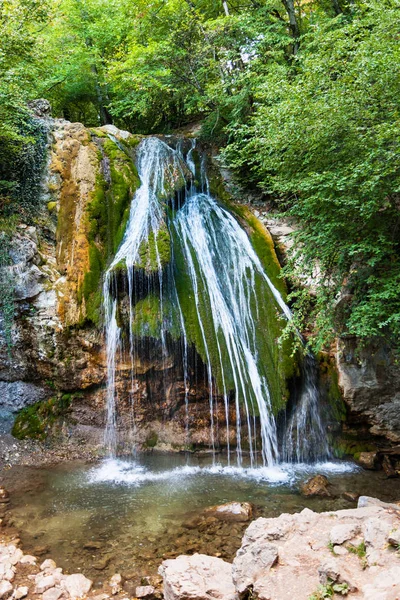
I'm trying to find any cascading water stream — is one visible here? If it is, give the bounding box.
[102,136,330,465]
[282,354,331,463]
[173,193,281,466]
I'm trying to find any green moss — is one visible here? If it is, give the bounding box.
[89,128,107,138]
[125,134,143,148]
[12,395,73,441]
[333,437,376,459]
[78,136,140,326]
[136,226,171,272]
[144,431,158,448]
[131,294,181,339]
[319,352,346,422]
[47,201,57,212]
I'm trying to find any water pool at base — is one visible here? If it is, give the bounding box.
[6,454,400,588]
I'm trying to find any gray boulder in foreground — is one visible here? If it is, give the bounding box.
[159,497,400,600]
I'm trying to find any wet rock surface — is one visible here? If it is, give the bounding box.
[301,474,333,497]
[203,502,253,522]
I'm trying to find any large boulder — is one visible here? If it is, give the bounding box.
[159,554,236,600]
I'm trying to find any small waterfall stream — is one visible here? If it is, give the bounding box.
[102,136,330,465]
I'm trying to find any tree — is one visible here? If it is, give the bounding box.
[225,1,400,350]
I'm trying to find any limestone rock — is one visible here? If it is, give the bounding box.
[135,586,155,599]
[159,554,236,600]
[357,496,400,510]
[329,524,360,545]
[64,574,92,599]
[109,574,122,595]
[204,502,253,522]
[0,581,13,599]
[42,588,63,600]
[232,520,278,594]
[301,475,332,497]
[0,382,47,413]
[388,529,400,547]
[336,337,400,444]
[14,586,28,599]
[28,99,52,118]
[41,559,57,572]
[363,566,400,600]
[35,575,56,594]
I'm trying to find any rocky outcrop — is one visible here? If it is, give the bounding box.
[0,119,247,453]
[160,496,400,600]
[337,337,400,444]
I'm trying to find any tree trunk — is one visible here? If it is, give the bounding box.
[91,64,113,125]
[281,0,300,55]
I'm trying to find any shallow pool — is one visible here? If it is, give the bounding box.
[6,453,400,587]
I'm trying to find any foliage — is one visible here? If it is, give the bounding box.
[0,0,50,216]
[347,540,368,568]
[309,580,349,599]
[1,0,399,351]
[225,1,400,351]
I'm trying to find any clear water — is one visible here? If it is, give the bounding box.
[7,454,400,587]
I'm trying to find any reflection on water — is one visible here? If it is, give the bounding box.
[7,454,400,587]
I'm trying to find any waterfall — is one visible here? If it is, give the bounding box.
[173,193,281,466]
[102,136,329,465]
[282,354,331,463]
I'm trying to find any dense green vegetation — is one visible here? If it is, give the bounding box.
[1,0,399,351]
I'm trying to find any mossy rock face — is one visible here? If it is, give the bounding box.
[144,431,158,448]
[78,135,140,326]
[12,394,72,441]
[131,294,181,339]
[136,226,171,273]
[318,352,346,423]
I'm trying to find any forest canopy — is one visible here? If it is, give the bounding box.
[1,0,399,351]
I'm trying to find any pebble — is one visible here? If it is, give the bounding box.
[64,573,92,599]
[0,581,13,599]
[136,585,155,598]
[42,588,63,600]
[19,555,36,565]
[41,559,57,571]
[109,573,122,595]
[35,575,56,593]
[13,587,28,599]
